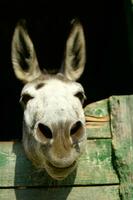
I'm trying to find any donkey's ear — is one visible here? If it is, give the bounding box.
[63,19,86,81]
[11,20,42,83]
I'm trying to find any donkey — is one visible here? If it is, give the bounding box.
[11,19,86,180]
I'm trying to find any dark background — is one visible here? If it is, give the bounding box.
[0,1,132,140]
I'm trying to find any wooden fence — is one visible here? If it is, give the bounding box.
[0,95,133,199]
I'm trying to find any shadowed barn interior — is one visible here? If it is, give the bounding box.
[0,0,132,140]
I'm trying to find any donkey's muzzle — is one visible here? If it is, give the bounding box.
[35,120,84,143]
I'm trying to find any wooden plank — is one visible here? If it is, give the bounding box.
[84,99,111,138]
[84,99,109,117]
[86,121,111,139]
[0,140,119,187]
[0,186,120,200]
[109,96,133,200]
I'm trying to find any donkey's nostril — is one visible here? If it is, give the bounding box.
[38,123,52,139]
[70,121,82,136]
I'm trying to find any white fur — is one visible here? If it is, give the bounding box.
[12,19,87,180]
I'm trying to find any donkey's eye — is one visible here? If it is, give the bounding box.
[20,94,33,106]
[75,92,85,104]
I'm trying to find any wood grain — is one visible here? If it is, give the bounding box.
[84,99,111,138]
[0,140,118,187]
[0,186,120,200]
[110,96,133,200]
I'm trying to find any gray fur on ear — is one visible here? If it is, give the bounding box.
[63,19,86,81]
[11,19,41,83]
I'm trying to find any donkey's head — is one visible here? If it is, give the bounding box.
[11,19,86,180]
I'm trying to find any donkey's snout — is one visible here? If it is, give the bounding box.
[36,123,53,142]
[70,121,84,140]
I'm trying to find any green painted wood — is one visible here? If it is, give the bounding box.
[84,99,111,138]
[0,140,119,187]
[0,186,120,200]
[86,121,111,139]
[84,99,109,117]
[110,96,133,200]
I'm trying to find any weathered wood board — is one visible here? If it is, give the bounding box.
[0,186,120,200]
[110,96,133,200]
[85,99,111,138]
[0,140,118,187]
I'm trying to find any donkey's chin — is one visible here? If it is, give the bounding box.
[45,160,77,180]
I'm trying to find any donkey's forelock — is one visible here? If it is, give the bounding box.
[11,19,86,180]
[32,73,71,86]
